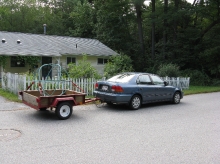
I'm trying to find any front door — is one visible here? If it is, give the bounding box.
[42,57,52,79]
[137,74,155,103]
[150,75,171,100]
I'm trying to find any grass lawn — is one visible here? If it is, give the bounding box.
[0,86,220,102]
[184,86,220,95]
[0,88,22,103]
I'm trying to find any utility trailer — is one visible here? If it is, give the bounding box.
[19,63,101,120]
[19,89,99,120]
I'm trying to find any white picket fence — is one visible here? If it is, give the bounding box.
[1,72,190,95]
[161,77,190,90]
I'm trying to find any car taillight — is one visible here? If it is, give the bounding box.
[95,83,99,89]
[111,85,123,93]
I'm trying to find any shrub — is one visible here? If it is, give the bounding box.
[211,79,220,86]
[157,63,180,77]
[181,69,210,86]
[68,55,101,79]
[104,54,134,79]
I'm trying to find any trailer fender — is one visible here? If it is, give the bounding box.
[51,97,76,107]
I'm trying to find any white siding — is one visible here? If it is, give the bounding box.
[59,55,107,75]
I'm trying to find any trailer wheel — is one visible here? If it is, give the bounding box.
[39,108,47,111]
[55,102,73,120]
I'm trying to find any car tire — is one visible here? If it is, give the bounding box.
[55,102,73,120]
[106,102,114,106]
[129,95,141,110]
[172,92,181,104]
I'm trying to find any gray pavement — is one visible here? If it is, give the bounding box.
[0,92,220,164]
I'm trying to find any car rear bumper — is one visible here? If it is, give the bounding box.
[93,91,132,104]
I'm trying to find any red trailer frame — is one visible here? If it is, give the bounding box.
[19,83,101,120]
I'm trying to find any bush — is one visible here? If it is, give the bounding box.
[181,69,210,86]
[104,54,134,78]
[68,55,101,79]
[211,79,220,86]
[157,63,180,77]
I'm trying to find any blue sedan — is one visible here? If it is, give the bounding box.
[93,72,183,110]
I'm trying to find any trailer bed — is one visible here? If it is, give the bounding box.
[19,89,89,120]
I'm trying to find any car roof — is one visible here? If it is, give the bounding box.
[118,72,157,76]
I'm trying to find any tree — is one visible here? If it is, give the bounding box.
[131,0,146,55]
[69,0,95,38]
[94,0,135,54]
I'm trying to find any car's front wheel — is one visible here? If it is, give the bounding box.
[172,92,181,104]
[129,95,142,110]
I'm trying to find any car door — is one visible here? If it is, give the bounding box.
[137,74,156,103]
[150,75,172,101]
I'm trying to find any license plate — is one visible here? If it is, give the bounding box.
[102,85,108,91]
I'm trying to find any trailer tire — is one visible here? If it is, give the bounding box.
[39,108,47,111]
[55,102,73,120]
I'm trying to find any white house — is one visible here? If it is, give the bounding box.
[0,31,118,77]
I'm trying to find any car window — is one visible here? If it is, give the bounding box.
[138,75,152,84]
[150,75,164,85]
[107,73,135,83]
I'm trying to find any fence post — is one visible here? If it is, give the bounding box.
[1,72,3,89]
[14,73,18,94]
[187,77,190,89]
[177,77,180,88]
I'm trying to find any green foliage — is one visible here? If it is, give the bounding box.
[69,1,95,38]
[68,55,101,79]
[0,56,9,68]
[104,54,134,78]
[157,63,180,77]
[181,69,210,86]
[211,79,220,86]
[16,56,40,69]
[94,0,137,54]
[0,0,220,81]
[201,47,220,77]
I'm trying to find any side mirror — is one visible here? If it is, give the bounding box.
[164,81,168,86]
[136,79,140,84]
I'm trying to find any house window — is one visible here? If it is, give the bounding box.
[67,57,76,65]
[98,58,108,64]
[11,57,25,67]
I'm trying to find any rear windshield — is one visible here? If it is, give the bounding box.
[107,73,135,83]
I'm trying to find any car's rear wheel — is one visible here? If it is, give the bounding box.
[130,95,141,110]
[106,102,114,105]
[172,92,181,104]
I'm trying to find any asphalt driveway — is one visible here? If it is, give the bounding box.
[0,92,220,164]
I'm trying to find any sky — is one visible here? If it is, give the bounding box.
[144,0,194,6]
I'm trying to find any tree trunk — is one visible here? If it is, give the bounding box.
[163,0,168,59]
[151,0,155,59]
[135,3,145,56]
